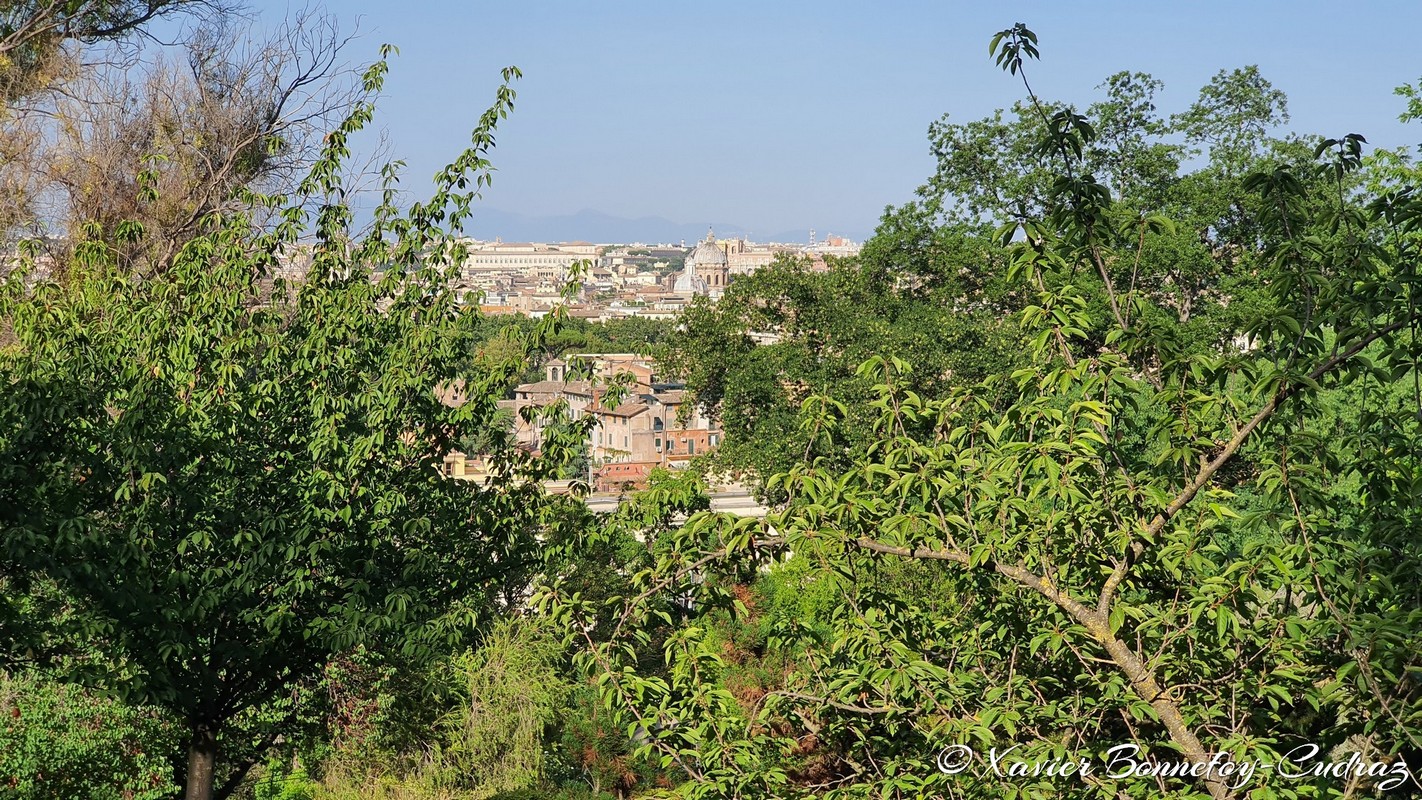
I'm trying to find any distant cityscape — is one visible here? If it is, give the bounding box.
[434,229,861,491]
[0,227,861,493]
[459,228,861,321]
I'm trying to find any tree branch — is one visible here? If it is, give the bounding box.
[850,535,1234,800]
[1096,313,1420,615]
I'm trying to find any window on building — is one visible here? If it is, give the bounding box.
[688,440,695,455]
[655,437,662,450]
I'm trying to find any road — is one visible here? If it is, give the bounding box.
[581,486,767,517]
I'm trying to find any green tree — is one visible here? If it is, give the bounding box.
[663,252,1021,489]
[552,27,1422,800]
[0,56,588,799]
[664,58,1307,497]
[315,617,573,799]
[1172,66,1289,175]
[434,617,572,796]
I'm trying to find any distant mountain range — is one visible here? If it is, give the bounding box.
[461,208,871,246]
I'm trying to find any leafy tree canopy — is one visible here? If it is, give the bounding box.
[0,54,590,800]
[553,25,1422,800]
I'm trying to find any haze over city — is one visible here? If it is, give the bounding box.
[241,0,1422,243]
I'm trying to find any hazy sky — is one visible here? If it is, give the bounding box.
[246,0,1422,238]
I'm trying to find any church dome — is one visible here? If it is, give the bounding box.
[673,270,707,294]
[689,230,727,267]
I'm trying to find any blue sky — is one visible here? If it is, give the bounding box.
[248,0,1422,239]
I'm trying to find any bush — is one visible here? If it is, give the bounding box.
[0,672,180,799]
[315,617,573,799]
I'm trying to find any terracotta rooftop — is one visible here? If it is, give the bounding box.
[515,379,594,395]
[599,401,649,418]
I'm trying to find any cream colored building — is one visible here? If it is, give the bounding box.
[726,240,795,275]
[459,239,602,283]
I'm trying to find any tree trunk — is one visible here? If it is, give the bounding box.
[185,723,218,800]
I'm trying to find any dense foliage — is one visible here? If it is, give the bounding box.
[0,673,181,799]
[0,50,590,799]
[4,11,1422,800]
[549,26,1422,800]
[665,246,1022,486]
